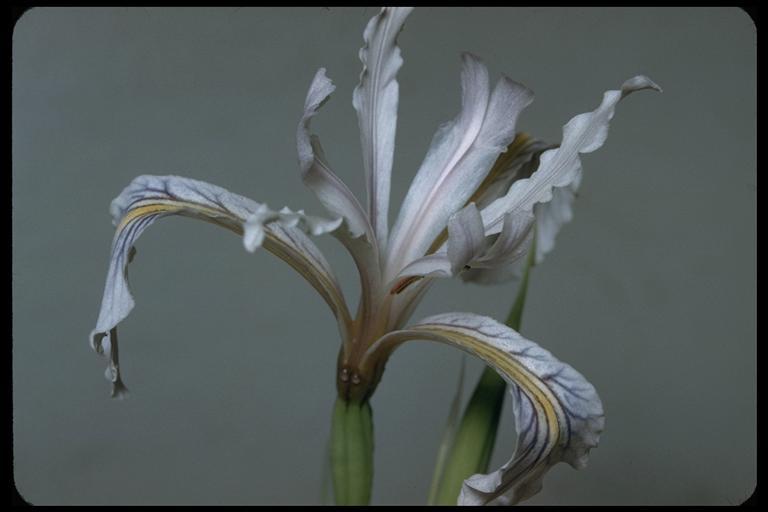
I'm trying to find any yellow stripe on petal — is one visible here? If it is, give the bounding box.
[91,175,352,398]
[426,327,561,449]
[116,201,232,230]
[363,312,603,505]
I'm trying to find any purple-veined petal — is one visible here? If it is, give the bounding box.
[90,175,351,396]
[353,6,414,251]
[364,312,604,506]
[480,76,661,238]
[386,54,534,280]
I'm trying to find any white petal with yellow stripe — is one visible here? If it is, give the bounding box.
[366,312,604,505]
[90,174,351,397]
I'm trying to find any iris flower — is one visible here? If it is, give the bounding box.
[90,6,659,505]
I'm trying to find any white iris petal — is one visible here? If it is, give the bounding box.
[90,7,658,506]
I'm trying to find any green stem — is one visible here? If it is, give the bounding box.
[431,244,534,505]
[331,397,374,505]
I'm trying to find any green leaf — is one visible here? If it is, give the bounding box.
[427,357,466,505]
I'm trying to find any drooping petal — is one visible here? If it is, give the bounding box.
[100,328,129,399]
[386,54,534,279]
[353,6,414,250]
[480,76,661,238]
[298,68,373,241]
[364,312,604,506]
[90,175,352,394]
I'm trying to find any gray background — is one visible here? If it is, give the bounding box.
[13,7,755,505]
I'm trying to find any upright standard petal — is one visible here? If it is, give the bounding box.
[480,76,661,237]
[364,312,604,506]
[298,68,373,241]
[353,7,414,250]
[299,68,386,337]
[386,54,534,279]
[90,175,351,394]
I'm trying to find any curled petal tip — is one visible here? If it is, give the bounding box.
[91,174,353,399]
[315,67,330,83]
[104,364,116,382]
[111,380,130,400]
[109,197,127,227]
[459,51,483,64]
[621,75,662,95]
[299,67,372,240]
[90,330,106,354]
[379,313,604,506]
[306,68,336,109]
[311,216,344,235]
[498,73,534,101]
[105,354,130,399]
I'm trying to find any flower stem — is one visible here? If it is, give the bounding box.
[430,245,534,505]
[331,397,374,505]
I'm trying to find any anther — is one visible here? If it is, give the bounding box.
[340,368,350,382]
[351,373,361,385]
